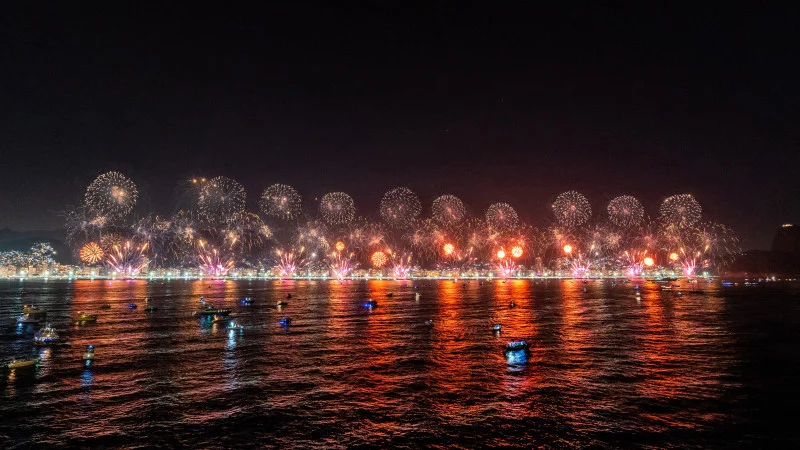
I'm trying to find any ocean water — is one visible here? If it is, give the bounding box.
[1,278,799,448]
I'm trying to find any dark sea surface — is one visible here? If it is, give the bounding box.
[1,278,799,448]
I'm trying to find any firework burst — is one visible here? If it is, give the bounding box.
[106,241,149,277]
[274,250,306,278]
[552,191,591,227]
[380,187,421,229]
[320,192,355,225]
[85,171,138,219]
[328,252,356,280]
[607,195,644,228]
[371,250,389,268]
[260,184,302,220]
[432,194,466,226]
[197,244,234,278]
[659,194,702,228]
[485,203,519,231]
[79,242,104,264]
[198,176,246,225]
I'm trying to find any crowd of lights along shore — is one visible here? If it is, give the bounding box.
[39,171,743,280]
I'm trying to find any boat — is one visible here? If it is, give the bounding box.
[82,345,95,361]
[211,314,234,323]
[145,305,158,313]
[424,320,434,327]
[241,298,254,305]
[33,324,60,345]
[8,358,39,369]
[75,312,98,323]
[386,293,393,297]
[276,301,288,307]
[194,305,232,316]
[100,303,112,309]
[200,296,206,304]
[16,313,39,324]
[23,304,42,313]
[363,299,378,309]
[227,322,244,330]
[504,340,530,352]
[493,324,502,333]
[128,303,138,309]
[286,294,292,299]
[278,317,292,326]
[509,301,516,308]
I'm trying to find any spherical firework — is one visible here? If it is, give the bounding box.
[443,243,455,255]
[79,242,104,264]
[260,184,302,220]
[643,257,655,267]
[511,245,523,258]
[669,252,679,261]
[485,203,519,231]
[85,171,138,219]
[320,192,356,225]
[607,195,644,228]
[371,250,388,268]
[496,248,506,259]
[198,176,246,225]
[100,233,125,250]
[432,195,466,226]
[552,191,591,227]
[659,194,702,228]
[563,244,573,254]
[380,187,422,229]
[335,241,346,252]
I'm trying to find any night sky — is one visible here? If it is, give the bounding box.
[1,3,797,249]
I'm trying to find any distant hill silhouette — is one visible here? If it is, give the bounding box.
[0,228,72,264]
[772,224,800,254]
[727,224,800,276]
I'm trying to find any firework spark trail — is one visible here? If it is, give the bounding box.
[106,241,149,277]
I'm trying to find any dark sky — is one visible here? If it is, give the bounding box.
[1,2,798,249]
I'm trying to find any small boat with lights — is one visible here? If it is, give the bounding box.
[278,317,292,326]
[227,322,244,330]
[241,297,254,305]
[16,313,39,324]
[75,312,98,323]
[364,299,378,309]
[100,303,112,309]
[7,358,39,369]
[33,324,60,345]
[276,301,288,307]
[211,314,234,323]
[82,345,96,361]
[194,305,232,316]
[504,340,530,353]
[23,304,43,313]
